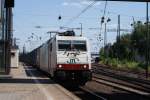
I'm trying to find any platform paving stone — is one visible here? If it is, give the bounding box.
[0,63,80,100]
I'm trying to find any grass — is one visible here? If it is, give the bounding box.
[100,58,150,72]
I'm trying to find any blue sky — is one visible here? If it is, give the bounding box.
[13,0,150,52]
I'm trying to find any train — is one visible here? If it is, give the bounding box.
[26,31,92,85]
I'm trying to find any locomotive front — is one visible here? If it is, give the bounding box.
[55,36,92,85]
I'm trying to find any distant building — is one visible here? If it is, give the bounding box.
[11,38,19,68]
[11,45,19,68]
[91,52,99,63]
[0,0,14,75]
[91,52,99,59]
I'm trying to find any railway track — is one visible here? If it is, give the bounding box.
[61,83,107,100]
[92,63,150,79]
[62,77,150,100]
[93,70,150,91]
[78,86,107,100]
[92,64,150,86]
[92,64,150,99]
[93,75,150,97]
[56,63,150,100]
[80,87,107,100]
[92,65,150,90]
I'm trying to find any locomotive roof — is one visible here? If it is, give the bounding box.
[30,32,89,53]
[56,35,88,40]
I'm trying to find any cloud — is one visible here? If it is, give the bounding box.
[62,1,101,8]
[95,2,101,6]
[62,2,69,6]
[71,2,83,8]
[62,2,82,8]
[81,1,92,5]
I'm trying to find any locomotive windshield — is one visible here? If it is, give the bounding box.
[58,40,71,51]
[58,40,87,51]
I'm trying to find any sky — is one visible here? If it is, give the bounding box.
[13,0,150,52]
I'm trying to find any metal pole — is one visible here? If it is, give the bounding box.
[118,15,120,43]
[6,7,12,74]
[117,15,120,60]
[146,2,149,78]
[104,23,107,58]
[47,32,51,39]
[105,23,107,46]
[80,23,83,36]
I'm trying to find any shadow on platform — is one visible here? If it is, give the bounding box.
[0,78,55,84]
[0,65,54,84]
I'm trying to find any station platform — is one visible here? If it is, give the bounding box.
[0,63,80,100]
[0,75,12,79]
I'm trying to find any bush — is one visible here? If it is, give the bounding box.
[110,58,118,67]
[100,57,149,72]
[125,61,139,70]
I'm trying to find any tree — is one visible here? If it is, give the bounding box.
[100,21,150,62]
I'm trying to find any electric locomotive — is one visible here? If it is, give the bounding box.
[28,31,92,85]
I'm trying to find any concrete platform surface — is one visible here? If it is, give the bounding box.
[0,63,80,100]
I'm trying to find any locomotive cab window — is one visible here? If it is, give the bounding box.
[58,40,87,51]
[58,40,71,51]
[72,41,87,51]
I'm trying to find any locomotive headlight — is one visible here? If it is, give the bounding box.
[83,65,87,69]
[59,65,62,68]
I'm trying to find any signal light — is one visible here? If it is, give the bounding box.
[107,18,111,22]
[101,16,105,24]
[58,15,62,20]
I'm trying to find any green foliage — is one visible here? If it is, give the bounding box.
[100,58,146,71]
[99,21,150,72]
[101,21,150,61]
[99,47,105,59]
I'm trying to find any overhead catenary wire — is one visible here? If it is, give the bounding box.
[14,2,149,29]
[14,11,150,20]
[62,1,97,27]
[16,1,148,42]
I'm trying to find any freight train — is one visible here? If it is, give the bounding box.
[27,31,92,85]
